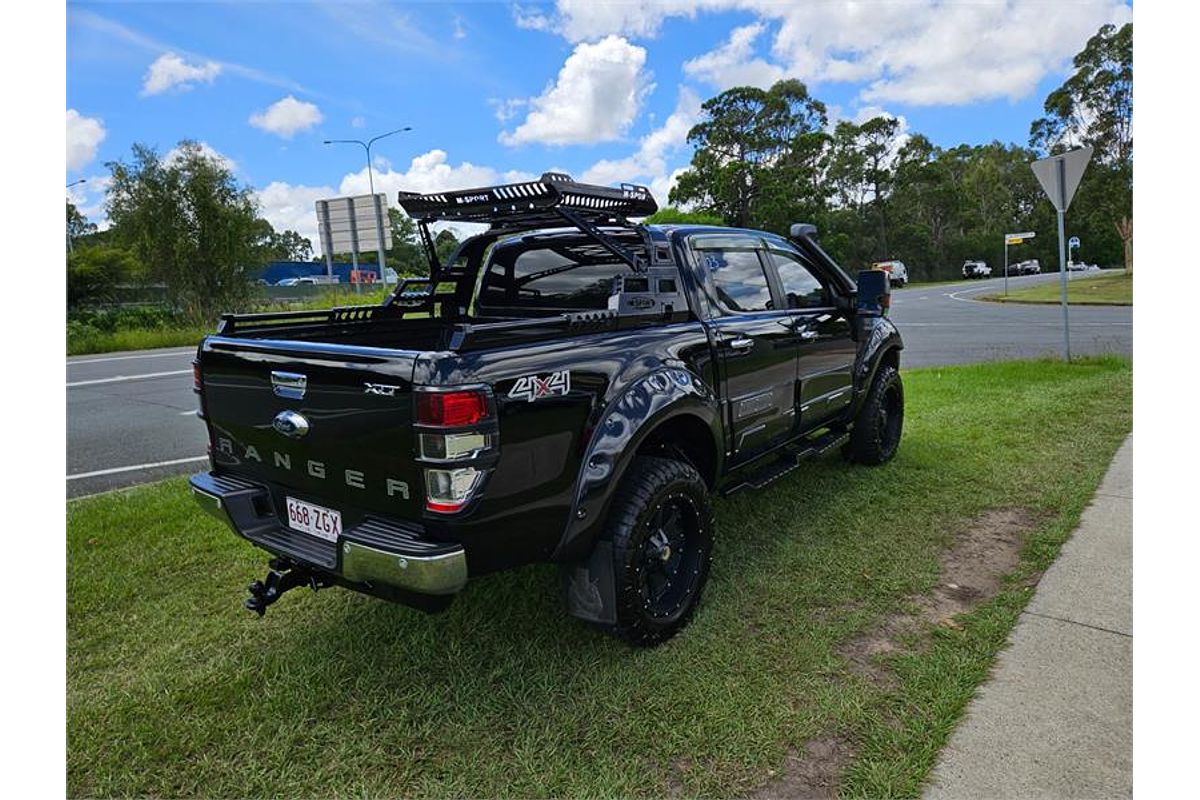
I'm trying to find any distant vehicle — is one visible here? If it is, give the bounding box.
[277,276,338,286]
[962,260,991,279]
[872,260,908,287]
[1012,259,1041,276]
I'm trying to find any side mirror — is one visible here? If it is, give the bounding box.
[855,269,890,317]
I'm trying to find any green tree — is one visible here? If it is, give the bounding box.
[434,228,460,265]
[262,227,313,261]
[67,245,141,308]
[66,201,96,244]
[1030,22,1132,270]
[106,141,267,320]
[643,207,724,226]
[387,208,428,276]
[670,79,828,230]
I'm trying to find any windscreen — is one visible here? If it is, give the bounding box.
[476,234,644,312]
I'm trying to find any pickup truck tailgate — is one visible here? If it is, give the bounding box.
[199,337,424,524]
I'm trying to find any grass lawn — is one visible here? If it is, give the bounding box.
[67,288,396,356]
[67,357,1132,798]
[66,326,214,356]
[982,270,1132,305]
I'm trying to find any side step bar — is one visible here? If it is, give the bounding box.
[722,428,849,496]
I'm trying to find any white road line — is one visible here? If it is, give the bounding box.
[67,369,192,388]
[180,409,198,415]
[67,455,208,481]
[68,349,194,366]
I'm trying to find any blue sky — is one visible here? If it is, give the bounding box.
[66,1,1132,249]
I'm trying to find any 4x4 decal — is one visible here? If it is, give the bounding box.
[508,370,570,402]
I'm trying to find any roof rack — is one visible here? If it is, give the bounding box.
[396,172,657,230]
[396,172,659,276]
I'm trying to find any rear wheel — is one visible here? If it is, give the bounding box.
[845,364,904,465]
[604,457,714,647]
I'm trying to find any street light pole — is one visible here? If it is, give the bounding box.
[323,126,412,292]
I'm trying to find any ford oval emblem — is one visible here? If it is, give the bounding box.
[272,410,310,438]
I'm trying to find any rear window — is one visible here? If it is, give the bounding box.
[477,235,644,311]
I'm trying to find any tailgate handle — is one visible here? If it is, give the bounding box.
[271,371,307,400]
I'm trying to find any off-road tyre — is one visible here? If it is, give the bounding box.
[845,364,904,465]
[603,456,714,647]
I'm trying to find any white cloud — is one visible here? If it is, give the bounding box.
[66,109,106,172]
[249,96,324,138]
[256,149,538,253]
[351,116,366,129]
[141,52,221,95]
[526,1,1132,107]
[582,87,702,206]
[683,23,785,91]
[500,36,653,146]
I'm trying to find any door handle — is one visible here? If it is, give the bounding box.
[723,335,755,351]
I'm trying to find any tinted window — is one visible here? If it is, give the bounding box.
[477,238,639,310]
[697,248,772,313]
[770,250,828,309]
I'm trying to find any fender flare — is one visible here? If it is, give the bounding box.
[553,366,721,565]
[851,317,903,414]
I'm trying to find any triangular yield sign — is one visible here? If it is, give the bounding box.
[1031,146,1093,212]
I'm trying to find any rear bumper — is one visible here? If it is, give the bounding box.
[190,471,467,596]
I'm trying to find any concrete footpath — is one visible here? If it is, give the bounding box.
[924,435,1132,799]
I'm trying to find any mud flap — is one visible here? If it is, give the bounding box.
[561,540,617,624]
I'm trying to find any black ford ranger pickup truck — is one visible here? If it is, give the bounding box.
[189,173,904,646]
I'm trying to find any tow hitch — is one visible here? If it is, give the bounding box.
[244,557,332,617]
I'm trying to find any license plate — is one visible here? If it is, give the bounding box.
[285,496,342,542]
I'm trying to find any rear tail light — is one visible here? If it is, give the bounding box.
[424,467,484,514]
[416,389,490,427]
[192,361,202,393]
[416,387,496,513]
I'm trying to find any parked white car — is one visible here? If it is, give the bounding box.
[962,260,991,279]
[872,260,908,287]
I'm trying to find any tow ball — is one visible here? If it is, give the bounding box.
[244,556,331,617]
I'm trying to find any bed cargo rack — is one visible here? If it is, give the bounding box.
[396,171,657,229]
[396,172,659,276]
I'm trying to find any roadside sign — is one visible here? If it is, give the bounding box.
[1006,231,1035,245]
[316,194,392,256]
[1031,147,1093,212]
[1030,146,1093,361]
[1069,236,1080,248]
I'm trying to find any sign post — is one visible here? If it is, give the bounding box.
[1003,231,1035,296]
[1031,147,1093,361]
[315,194,393,290]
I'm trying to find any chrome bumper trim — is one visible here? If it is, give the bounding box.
[341,540,468,595]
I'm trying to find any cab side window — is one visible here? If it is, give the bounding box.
[770,250,829,309]
[697,247,773,313]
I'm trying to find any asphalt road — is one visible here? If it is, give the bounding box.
[66,270,1131,498]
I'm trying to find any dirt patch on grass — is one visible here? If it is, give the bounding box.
[748,510,1041,798]
[839,508,1041,684]
[749,737,855,800]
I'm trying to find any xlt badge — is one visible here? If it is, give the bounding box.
[364,382,400,397]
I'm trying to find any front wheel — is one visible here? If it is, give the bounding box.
[844,364,904,465]
[603,456,714,647]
